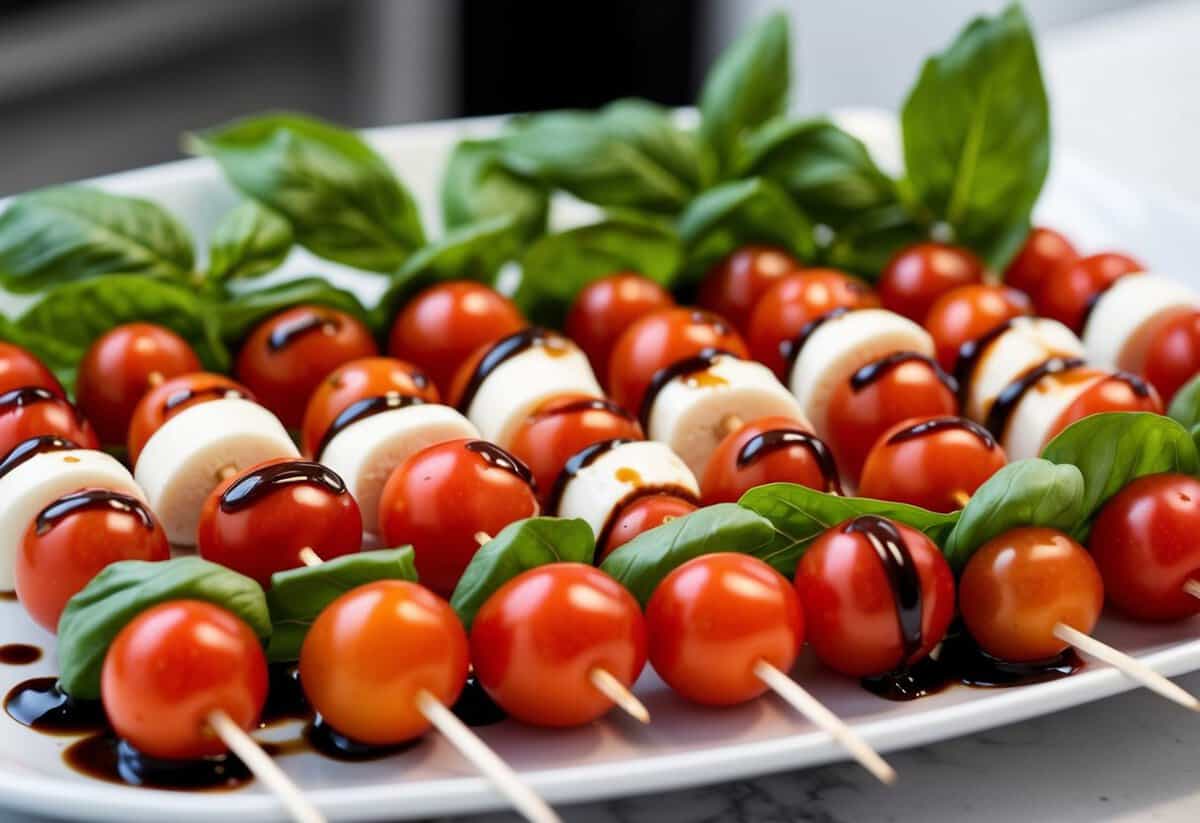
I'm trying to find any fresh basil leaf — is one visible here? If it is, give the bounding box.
[0,315,83,389]
[1167,372,1200,440]
[441,139,548,240]
[942,459,1086,571]
[189,113,424,272]
[57,557,269,700]
[901,3,1048,269]
[451,517,594,630]
[218,276,370,342]
[822,203,929,280]
[0,186,194,293]
[208,201,294,282]
[265,547,417,662]
[600,503,778,606]
[596,99,714,191]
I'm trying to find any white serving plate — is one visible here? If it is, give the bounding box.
[0,110,1198,822]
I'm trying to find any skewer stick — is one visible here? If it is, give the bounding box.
[1184,579,1200,600]
[298,547,323,568]
[1052,623,1200,710]
[589,668,650,724]
[216,464,239,482]
[753,660,896,785]
[474,531,491,547]
[951,490,971,509]
[416,690,561,823]
[207,709,326,823]
[722,415,744,436]
[147,370,165,388]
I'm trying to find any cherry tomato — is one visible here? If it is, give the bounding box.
[879,243,986,323]
[1047,371,1162,443]
[471,563,646,727]
[601,494,698,561]
[299,357,438,457]
[0,342,64,397]
[1034,252,1144,332]
[75,323,202,445]
[1089,473,1200,622]
[235,305,377,430]
[700,415,839,505]
[127,373,253,464]
[300,580,467,744]
[0,388,97,458]
[607,308,749,416]
[646,553,802,706]
[747,269,880,377]
[924,284,1032,372]
[1142,310,1200,405]
[566,273,675,384]
[388,281,526,397]
[697,245,801,333]
[102,600,267,760]
[1004,226,1078,297]
[15,490,169,633]
[959,527,1103,662]
[377,438,539,596]
[858,416,1006,513]
[795,516,955,677]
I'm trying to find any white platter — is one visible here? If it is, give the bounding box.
[0,110,1199,822]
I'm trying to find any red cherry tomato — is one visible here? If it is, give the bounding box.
[697,245,801,333]
[75,323,201,445]
[0,342,64,397]
[1089,474,1200,622]
[1034,252,1144,332]
[1004,226,1078,297]
[607,308,749,416]
[747,269,880,377]
[700,415,839,505]
[388,281,526,397]
[197,458,362,587]
[300,580,468,744]
[601,494,698,561]
[0,388,97,457]
[235,305,378,429]
[566,273,675,384]
[858,416,1007,513]
[924,284,1033,372]
[15,490,169,633]
[646,553,802,706]
[795,516,955,677]
[879,243,986,323]
[102,600,267,760]
[1048,371,1162,443]
[959,527,1102,662]
[127,373,253,464]
[299,357,438,457]
[377,438,539,597]
[1142,310,1200,405]
[471,563,646,727]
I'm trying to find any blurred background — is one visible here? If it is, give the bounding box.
[0,0,1180,195]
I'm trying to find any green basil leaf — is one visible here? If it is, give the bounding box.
[596,98,714,191]
[600,503,777,606]
[0,186,194,293]
[218,276,370,342]
[57,557,269,700]
[822,203,930,280]
[441,139,549,241]
[901,3,1049,269]
[208,201,294,282]
[1167,372,1200,439]
[942,459,1086,571]
[189,113,424,272]
[265,547,417,662]
[0,315,83,389]
[451,518,594,630]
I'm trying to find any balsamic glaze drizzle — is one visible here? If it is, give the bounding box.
[850,352,958,395]
[451,674,507,727]
[0,644,41,665]
[455,328,556,414]
[0,387,60,414]
[545,438,636,515]
[780,307,851,370]
[304,716,417,761]
[531,397,634,421]
[638,348,735,428]
[736,429,843,494]
[267,312,340,352]
[845,516,923,660]
[36,490,155,536]
[163,386,246,413]
[314,393,426,459]
[220,460,346,513]
[1106,370,1153,398]
[5,677,105,734]
[984,357,1087,440]
[465,440,535,488]
[885,416,996,450]
[0,435,78,480]
[952,319,1016,407]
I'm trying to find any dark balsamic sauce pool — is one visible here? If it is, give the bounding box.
[64,735,253,791]
[4,677,106,734]
[0,644,41,665]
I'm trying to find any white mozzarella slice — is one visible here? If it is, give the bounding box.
[1001,368,1104,460]
[134,398,298,545]
[0,449,144,590]
[1083,273,1200,372]
[965,317,1084,423]
[647,354,807,476]
[320,403,479,534]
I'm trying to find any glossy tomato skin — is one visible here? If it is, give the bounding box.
[16,493,169,633]
[0,343,64,397]
[924,284,1033,372]
[75,323,202,445]
[607,307,749,416]
[1003,227,1078,297]
[127,373,253,464]
[1089,474,1200,622]
[566,273,675,385]
[601,494,698,561]
[300,580,468,744]
[388,281,526,397]
[1048,373,1162,442]
[377,438,538,597]
[879,243,986,324]
[0,389,98,458]
[647,553,802,706]
[471,563,646,727]
[102,600,267,760]
[1034,252,1144,332]
[299,357,439,457]
[747,269,879,377]
[235,306,377,430]
[1142,310,1200,405]
[197,458,363,587]
[795,518,955,677]
[701,415,837,506]
[697,245,801,333]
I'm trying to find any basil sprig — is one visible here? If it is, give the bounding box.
[207,200,294,282]
[442,140,549,241]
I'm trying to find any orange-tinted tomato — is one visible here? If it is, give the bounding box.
[1090,474,1200,622]
[0,388,98,457]
[470,563,646,727]
[102,601,267,759]
[1034,252,1144,332]
[127,373,253,464]
[566,273,675,384]
[924,284,1032,372]
[1048,372,1162,443]
[75,323,201,445]
[879,243,985,324]
[646,553,802,706]
[0,342,64,397]
[1142,310,1200,405]
[601,494,698,561]
[959,527,1103,662]
[388,281,526,397]
[697,245,801,333]
[1003,226,1078,297]
[700,415,838,505]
